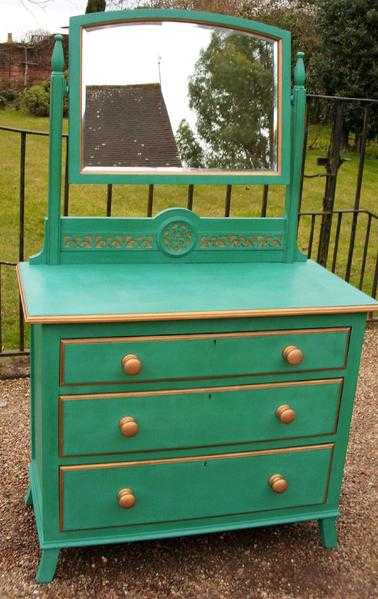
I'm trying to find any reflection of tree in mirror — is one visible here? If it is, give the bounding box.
[176,119,204,168]
[176,31,276,170]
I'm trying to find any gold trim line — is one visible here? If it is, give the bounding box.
[60,327,350,346]
[61,443,334,472]
[17,265,376,322]
[60,377,343,401]
[59,327,350,386]
[59,443,334,530]
[16,265,28,321]
[58,382,342,459]
[22,306,378,324]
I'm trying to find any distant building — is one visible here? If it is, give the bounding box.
[0,33,68,90]
[84,83,182,169]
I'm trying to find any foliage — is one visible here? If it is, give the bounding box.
[0,89,21,110]
[22,29,51,44]
[106,1,148,6]
[240,1,319,76]
[20,83,50,117]
[176,120,204,167]
[86,0,144,8]
[146,0,242,10]
[146,0,377,143]
[84,0,145,11]
[20,81,68,117]
[310,0,378,143]
[86,0,106,11]
[178,31,275,169]
[311,0,377,99]
[146,1,319,65]
[1,89,18,102]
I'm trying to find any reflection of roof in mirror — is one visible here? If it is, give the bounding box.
[83,84,181,168]
[82,22,214,134]
[81,21,278,172]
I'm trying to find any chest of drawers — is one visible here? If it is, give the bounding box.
[17,260,376,582]
[16,8,377,583]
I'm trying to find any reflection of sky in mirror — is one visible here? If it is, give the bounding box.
[82,22,213,134]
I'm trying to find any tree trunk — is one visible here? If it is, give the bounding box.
[341,124,349,149]
[317,101,344,267]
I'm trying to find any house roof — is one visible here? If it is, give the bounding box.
[83,83,181,168]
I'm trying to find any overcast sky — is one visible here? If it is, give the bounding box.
[83,22,214,134]
[0,0,88,42]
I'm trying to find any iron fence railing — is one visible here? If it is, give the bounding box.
[297,209,377,296]
[0,95,377,357]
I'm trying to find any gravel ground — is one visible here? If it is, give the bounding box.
[0,327,376,599]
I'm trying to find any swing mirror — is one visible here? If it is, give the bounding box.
[69,13,291,184]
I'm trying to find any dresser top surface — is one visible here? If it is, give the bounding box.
[17,259,376,324]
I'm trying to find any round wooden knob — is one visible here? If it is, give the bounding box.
[119,416,139,438]
[269,474,288,494]
[276,404,296,424]
[117,488,136,509]
[121,354,142,375]
[282,345,304,365]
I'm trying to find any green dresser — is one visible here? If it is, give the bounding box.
[16,8,377,584]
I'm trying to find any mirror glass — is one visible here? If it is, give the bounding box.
[81,21,280,175]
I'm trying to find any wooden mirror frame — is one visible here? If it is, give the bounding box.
[68,9,292,185]
[30,8,306,266]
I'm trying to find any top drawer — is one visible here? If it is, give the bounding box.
[60,327,350,386]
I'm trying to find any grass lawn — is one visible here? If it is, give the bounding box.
[0,108,377,350]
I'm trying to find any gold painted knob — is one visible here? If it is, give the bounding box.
[117,488,136,509]
[269,474,288,494]
[276,404,296,424]
[282,345,304,366]
[119,416,139,438]
[121,354,142,375]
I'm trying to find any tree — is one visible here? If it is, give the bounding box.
[312,0,377,98]
[240,1,319,73]
[18,0,139,8]
[179,30,276,169]
[22,29,50,44]
[86,0,106,12]
[148,1,320,77]
[176,120,204,167]
[149,0,242,9]
[311,0,378,145]
[107,0,145,5]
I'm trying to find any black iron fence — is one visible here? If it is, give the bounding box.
[0,94,377,357]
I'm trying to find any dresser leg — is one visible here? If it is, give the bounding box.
[36,549,60,583]
[24,484,33,507]
[318,517,338,549]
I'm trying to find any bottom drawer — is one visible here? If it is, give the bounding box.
[60,444,333,531]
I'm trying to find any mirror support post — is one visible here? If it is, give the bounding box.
[46,34,66,265]
[285,52,306,262]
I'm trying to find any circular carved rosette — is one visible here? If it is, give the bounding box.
[158,219,196,257]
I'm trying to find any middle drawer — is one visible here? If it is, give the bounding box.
[59,378,342,457]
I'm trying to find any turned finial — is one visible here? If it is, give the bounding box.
[51,34,64,72]
[294,51,306,87]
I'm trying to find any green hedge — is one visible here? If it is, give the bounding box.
[20,83,50,117]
